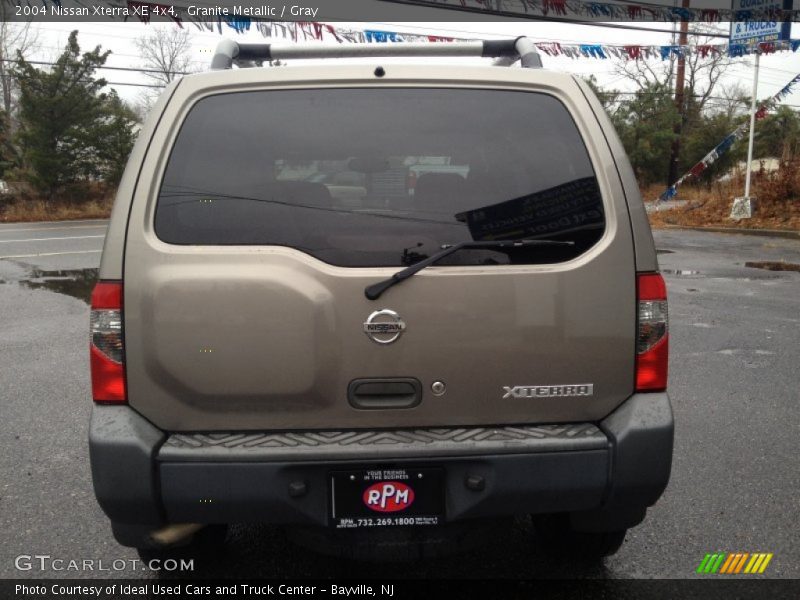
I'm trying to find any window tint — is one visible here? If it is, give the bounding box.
[155,88,604,267]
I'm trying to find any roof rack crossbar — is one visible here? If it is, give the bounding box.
[210,37,542,70]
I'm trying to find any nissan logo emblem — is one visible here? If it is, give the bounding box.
[363,309,406,344]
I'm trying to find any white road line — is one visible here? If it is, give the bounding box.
[0,235,105,243]
[0,250,102,259]
[0,224,108,233]
[0,218,108,226]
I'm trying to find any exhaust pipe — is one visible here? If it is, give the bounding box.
[148,523,205,547]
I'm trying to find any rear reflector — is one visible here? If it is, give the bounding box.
[636,273,668,392]
[90,281,126,403]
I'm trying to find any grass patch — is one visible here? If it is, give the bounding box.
[645,164,800,232]
[0,194,113,223]
[744,261,800,272]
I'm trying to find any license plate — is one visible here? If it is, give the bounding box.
[329,467,444,529]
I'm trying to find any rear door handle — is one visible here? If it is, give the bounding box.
[347,378,422,410]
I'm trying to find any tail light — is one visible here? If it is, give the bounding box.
[636,273,668,392]
[90,281,126,402]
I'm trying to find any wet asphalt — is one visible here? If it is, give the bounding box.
[0,221,798,580]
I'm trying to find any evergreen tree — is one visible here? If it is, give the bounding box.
[612,82,679,185]
[95,92,139,187]
[13,30,136,198]
[0,108,10,178]
[754,106,800,162]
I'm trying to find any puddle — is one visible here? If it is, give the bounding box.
[663,267,783,280]
[18,268,98,304]
[745,261,800,273]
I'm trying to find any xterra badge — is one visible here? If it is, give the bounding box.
[502,384,594,399]
[363,309,406,344]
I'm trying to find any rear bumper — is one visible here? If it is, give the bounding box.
[89,393,673,544]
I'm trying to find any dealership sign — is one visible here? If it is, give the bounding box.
[730,0,792,46]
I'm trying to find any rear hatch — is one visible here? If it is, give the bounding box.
[123,79,636,431]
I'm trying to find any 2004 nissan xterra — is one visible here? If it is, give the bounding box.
[89,38,672,559]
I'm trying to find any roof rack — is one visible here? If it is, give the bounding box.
[210,37,543,71]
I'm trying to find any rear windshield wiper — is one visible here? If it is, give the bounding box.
[365,239,575,300]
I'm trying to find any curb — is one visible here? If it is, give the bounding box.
[657,225,800,240]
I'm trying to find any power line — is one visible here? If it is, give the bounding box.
[31,43,148,61]
[104,81,164,88]
[0,57,170,88]
[367,19,729,45]
[0,57,188,76]
[757,65,800,76]
[372,0,732,38]
[610,90,797,104]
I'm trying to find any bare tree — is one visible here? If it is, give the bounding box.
[0,9,39,127]
[134,26,194,85]
[613,24,734,115]
[614,54,676,93]
[133,26,195,115]
[682,38,736,114]
[715,82,750,121]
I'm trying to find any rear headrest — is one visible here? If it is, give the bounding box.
[413,173,468,216]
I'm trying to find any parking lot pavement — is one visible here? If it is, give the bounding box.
[0,226,798,579]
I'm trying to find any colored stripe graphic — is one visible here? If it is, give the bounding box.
[745,554,760,573]
[720,553,736,573]
[734,553,750,573]
[758,553,774,573]
[711,553,726,573]
[727,553,742,573]
[721,553,739,574]
[697,554,712,573]
[702,552,774,575]
[697,553,727,573]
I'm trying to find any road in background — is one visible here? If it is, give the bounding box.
[0,224,798,579]
[0,218,107,274]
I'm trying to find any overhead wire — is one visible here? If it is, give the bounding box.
[17,20,800,100]
[370,0,732,38]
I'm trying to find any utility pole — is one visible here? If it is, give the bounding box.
[666,0,690,188]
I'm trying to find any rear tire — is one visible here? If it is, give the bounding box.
[532,514,626,558]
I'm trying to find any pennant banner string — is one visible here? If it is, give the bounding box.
[36,0,800,23]
[375,0,800,23]
[195,18,800,60]
[657,71,800,203]
[31,0,795,59]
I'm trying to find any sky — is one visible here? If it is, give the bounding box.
[22,18,800,110]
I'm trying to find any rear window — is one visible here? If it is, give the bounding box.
[155,88,605,267]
